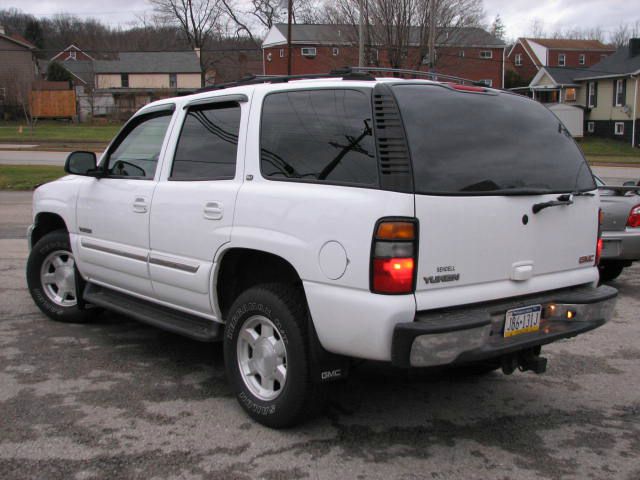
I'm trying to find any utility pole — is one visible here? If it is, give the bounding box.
[358,0,364,67]
[287,0,293,75]
[428,0,437,73]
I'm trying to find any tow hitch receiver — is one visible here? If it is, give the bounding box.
[501,348,548,375]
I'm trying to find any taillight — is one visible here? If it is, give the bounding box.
[371,219,417,294]
[595,208,604,265]
[626,204,640,228]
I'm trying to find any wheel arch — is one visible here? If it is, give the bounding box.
[215,247,305,321]
[32,212,68,246]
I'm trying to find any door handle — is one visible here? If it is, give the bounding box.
[204,201,223,220]
[132,196,148,214]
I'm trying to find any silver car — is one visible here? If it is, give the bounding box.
[596,175,640,281]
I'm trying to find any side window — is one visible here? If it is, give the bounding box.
[260,89,377,186]
[170,102,241,180]
[107,112,172,179]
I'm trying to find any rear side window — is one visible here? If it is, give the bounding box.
[260,89,378,186]
[393,85,596,195]
[171,102,240,180]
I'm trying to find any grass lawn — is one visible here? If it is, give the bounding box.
[0,121,121,143]
[0,165,65,190]
[578,137,640,157]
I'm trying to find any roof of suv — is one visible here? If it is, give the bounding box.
[139,77,495,115]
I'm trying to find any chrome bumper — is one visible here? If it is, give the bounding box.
[392,285,617,368]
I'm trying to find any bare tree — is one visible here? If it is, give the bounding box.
[529,18,545,38]
[610,21,640,47]
[149,0,225,83]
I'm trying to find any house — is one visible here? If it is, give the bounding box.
[262,24,506,88]
[46,47,203,120]
[527,67,581,103]
[0,25,38,117]
[575,39,640,147]
[50,44,94,62]
[507,38,615,84]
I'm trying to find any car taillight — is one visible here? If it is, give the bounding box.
[596,208,604,265]
[371,219,417,294]
[626,204,640,228]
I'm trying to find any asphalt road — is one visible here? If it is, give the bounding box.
[1,193,639,480]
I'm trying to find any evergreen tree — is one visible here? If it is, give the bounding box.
[46,62,73,82]
[491,14,506,40]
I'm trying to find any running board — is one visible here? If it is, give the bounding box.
[83,283,221,342]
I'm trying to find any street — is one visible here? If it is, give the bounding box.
[1,193,639,480]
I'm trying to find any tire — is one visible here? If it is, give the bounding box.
[223,283,322,428]
[598,261,625,283]
[26,229,89,323]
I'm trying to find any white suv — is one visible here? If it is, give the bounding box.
[26,73,617,428]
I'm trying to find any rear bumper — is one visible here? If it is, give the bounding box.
[601,228,640,261]
[391,285,617,368]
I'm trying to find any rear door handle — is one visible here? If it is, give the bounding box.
[204,201,223,220]
[132,196,148,214]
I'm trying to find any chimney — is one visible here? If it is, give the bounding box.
[0,25,5,35]
[194,47,201,59]
[630,38,640,57]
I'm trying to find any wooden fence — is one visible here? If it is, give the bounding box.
[30,90,76,118]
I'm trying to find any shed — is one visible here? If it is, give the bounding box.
[547,104,584,138]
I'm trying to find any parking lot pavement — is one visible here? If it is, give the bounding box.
[1,197,640,480]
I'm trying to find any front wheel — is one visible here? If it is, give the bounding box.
[223,283,322,428]
[26,230,89,323]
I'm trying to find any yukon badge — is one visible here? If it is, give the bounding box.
[424,273,461,284]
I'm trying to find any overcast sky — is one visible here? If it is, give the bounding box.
[5,0,640,40]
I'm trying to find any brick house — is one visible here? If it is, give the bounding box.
[50,44,94,63]
[507,38,615,84]
[262,24,506,88]
[0,26,38,116]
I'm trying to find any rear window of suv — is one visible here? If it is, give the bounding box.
[393,85,596,195]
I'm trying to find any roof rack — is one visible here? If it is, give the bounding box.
[196,66,481,93]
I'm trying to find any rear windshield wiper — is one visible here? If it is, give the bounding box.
[532,194,574,214]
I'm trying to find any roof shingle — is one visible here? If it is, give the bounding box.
[93,52,201,74]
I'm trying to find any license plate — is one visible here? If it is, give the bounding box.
[504,305,542,338]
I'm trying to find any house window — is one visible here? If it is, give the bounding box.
[588,82,597,108]
[558,54,566,66]
[579,54,585,65]
[479,79,493,87]
[332,47,339,56]
[69,50,76,60]
[615,79,625,106]
[587,121,595,133]
[459,50,465,58]
[121,73,129,88]
[169,73,177,88]
[615,122,625,135]
[565,88,576,101]
[601,54,607,60]
[515,53,522,66]
[279,48,284,58]
[480,50,492,59]
[301,47,317,57]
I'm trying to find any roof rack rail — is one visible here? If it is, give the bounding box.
[348,67,483,86]
[195,66,481,93]
[196,68,375,93]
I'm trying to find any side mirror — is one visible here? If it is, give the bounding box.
[64,151,99,176]
[623,181,636,187]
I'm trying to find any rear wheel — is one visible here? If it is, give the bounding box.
[26,230,89,323]
[224,283,322,428]
[598,261,625,283]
